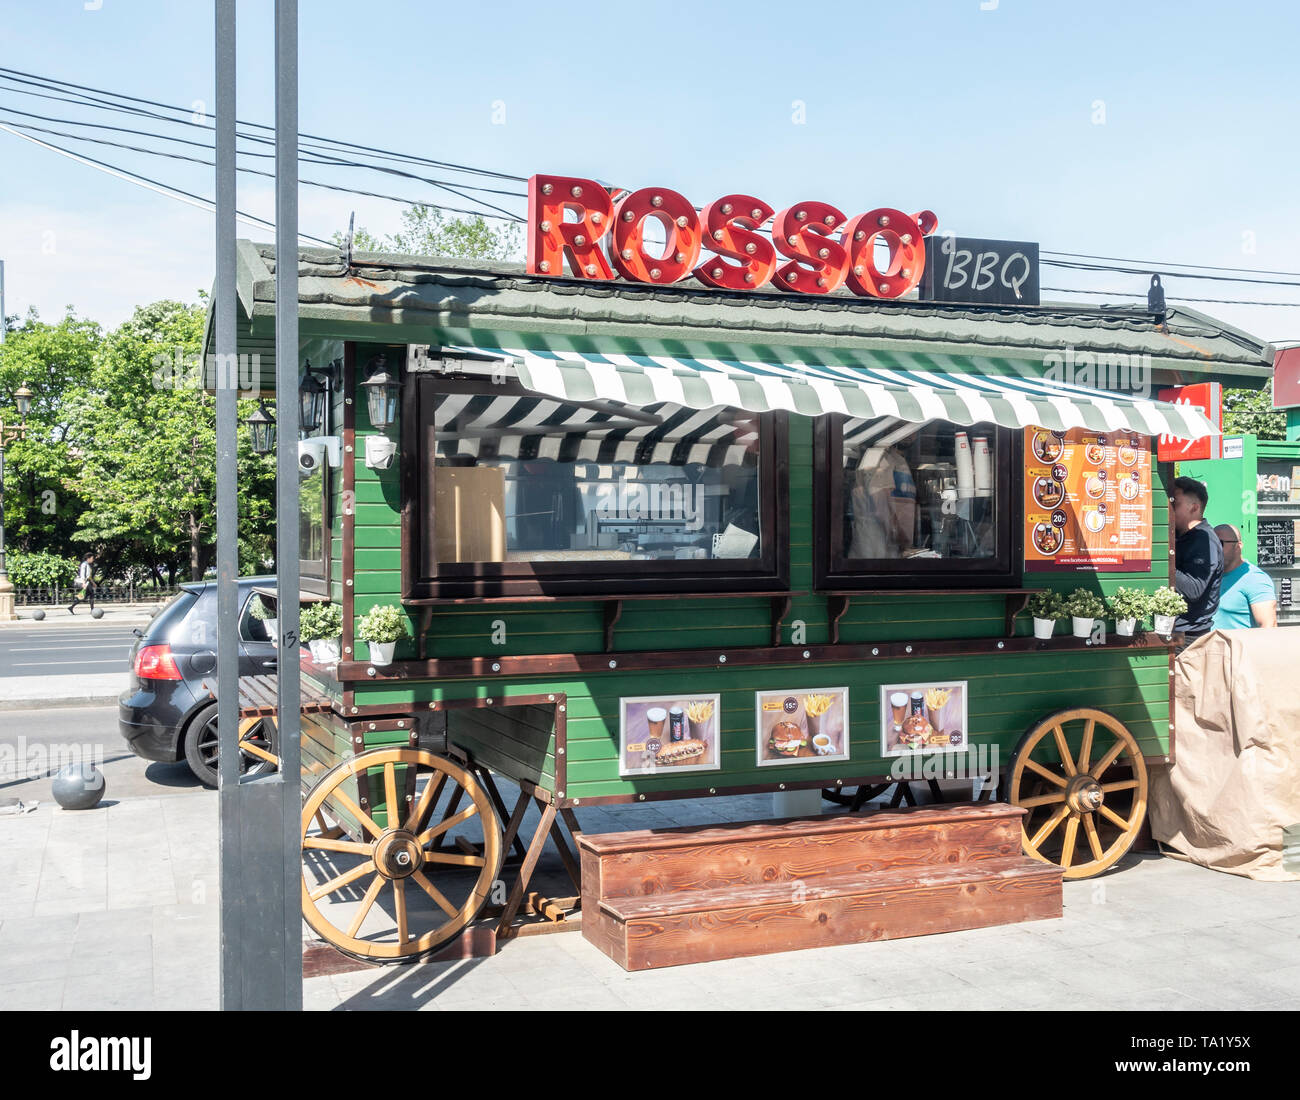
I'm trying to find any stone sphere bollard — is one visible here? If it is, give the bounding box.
[91,608,105,619]
[31,609,46,621]
[52,764,106,810]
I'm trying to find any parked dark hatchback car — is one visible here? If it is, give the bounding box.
[118,576,281,787]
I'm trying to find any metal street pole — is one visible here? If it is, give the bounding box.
[214,0,302,1010]
[273,0,304,1011]
[214,0,243,1008]
[0,436,12,622]
[1,259,7,343]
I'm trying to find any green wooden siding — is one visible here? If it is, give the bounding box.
[341,341,1173,798]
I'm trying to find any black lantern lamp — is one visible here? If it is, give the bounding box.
[298,360,329,435]
[243,400,277,456]
[13,383,32,419]
[360,355,402,433]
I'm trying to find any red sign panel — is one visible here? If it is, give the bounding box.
[1156,383,1222,462]
[1273,346,1300,409]
[526,174,937,300]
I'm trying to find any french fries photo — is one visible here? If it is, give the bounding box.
[803,693,835,718]
[686,700,714,723]
[923,687,952,711]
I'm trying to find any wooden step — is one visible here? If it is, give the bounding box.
[584,856,1062,971]
[579,803,1026,899]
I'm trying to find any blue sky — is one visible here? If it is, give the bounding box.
[1,0,1297,342]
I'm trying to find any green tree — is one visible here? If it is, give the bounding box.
[334,204,520,261]
[1223,380,1286,440]
[0,308,102,560]
[71,300,275,582]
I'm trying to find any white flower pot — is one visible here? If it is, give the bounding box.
[1072,616,1094,639]
[367,640,396,666]
[1033,617,1056,640]
[265,618,278,648]
[1115,618,1136,637]
[1153,613,1176,637]
[309,637,341,664]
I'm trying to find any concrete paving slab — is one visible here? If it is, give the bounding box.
[0,912,79,947]
[3,977,67,1010]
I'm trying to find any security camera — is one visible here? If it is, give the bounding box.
[298,437,342,473]
[365,435,397,471]
[298,439,326,473]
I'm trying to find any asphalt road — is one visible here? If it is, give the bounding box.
[0,624,138,678]
[0,703,204,804]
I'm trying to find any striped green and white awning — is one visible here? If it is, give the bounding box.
[439,346,1218,439]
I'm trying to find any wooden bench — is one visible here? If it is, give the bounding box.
[580,802,1062,971]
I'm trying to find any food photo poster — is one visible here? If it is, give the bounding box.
[755,688,850,766]
[619,694,722,776]
[879,682,969,757]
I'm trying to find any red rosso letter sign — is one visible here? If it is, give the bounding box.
[610,188,701,284]
[842,208,937,299]
[773,202,849,295]
[525,175,937,298]
[527,174,614,279]
[694,195,776,291]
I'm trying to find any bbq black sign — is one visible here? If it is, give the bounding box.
[921,236,1040,306]
[1257,519,1296,567]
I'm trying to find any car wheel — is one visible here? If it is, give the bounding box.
[182,702,277,788]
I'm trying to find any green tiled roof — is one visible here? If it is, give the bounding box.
[205,241,1273,390]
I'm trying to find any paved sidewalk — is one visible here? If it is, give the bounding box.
[305,851,1300,1012]
[2,781,1296,1011]
[0,791,219,1011]
[1,602,161,626]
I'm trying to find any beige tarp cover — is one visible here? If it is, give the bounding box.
[1149,629,1300,881]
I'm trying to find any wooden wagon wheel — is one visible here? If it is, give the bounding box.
[300,748,502,962]
[1006,707,1148,880]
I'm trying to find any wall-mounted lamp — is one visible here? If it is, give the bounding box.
[243,400,276,456]
[298,364,328,434]
[360,355,402,433]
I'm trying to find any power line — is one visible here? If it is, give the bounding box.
[0,116,526,223]
[1042,286,1300,308]
[0,84,526,222]
[1042,249,1300,280]
[3,65,1299,309]
[0,123,331,245]
[1041,257,1300,289]
[0,66,526,182]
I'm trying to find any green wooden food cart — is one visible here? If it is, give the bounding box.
[208,238,1271,966]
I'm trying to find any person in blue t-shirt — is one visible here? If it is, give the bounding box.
[1212,523,1277,629]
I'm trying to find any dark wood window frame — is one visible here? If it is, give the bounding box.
[298,459,330,596]
[401,372,790,600]
[812,414,1024,591]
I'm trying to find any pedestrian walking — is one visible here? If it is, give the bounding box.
[1169,476,1223,651]
[68,553,97,615]
[1212,523,1277,629]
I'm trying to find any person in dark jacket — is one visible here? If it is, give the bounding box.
[68,553,98,614]
[1169,477,1223,647]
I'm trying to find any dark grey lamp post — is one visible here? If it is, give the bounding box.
[0,382,33,621]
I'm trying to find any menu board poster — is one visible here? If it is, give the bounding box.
[1023,427,1152,573]
[755,688,850,767]
[880,682,969,757]
[1257,520,1296,568]
[619,694,721,777]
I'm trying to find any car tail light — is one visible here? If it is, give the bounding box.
[135,644,182,681]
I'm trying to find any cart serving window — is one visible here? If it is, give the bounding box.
[404,365,788,598]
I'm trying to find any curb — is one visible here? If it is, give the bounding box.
[0,695,122,711]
